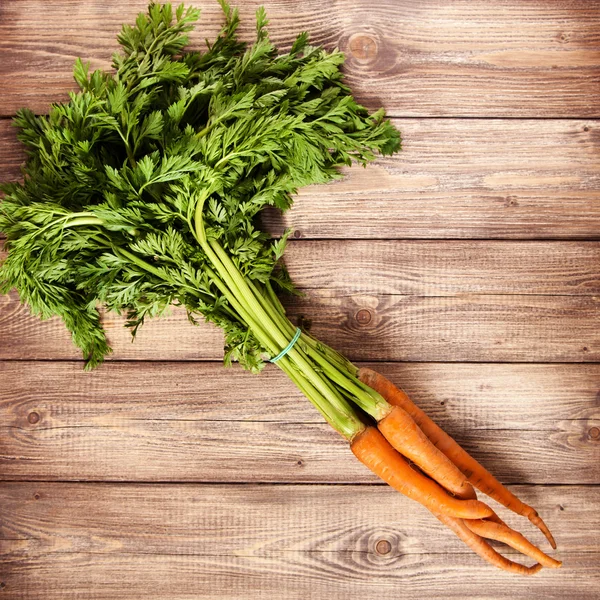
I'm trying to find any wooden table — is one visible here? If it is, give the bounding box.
[1,1,599,598]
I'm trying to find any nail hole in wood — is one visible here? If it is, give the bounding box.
[34,493,40,500]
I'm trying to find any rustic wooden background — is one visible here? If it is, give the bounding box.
[1,1,600,598]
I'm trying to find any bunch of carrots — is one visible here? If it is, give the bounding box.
[0,1,561,575]
[353,368,561,574]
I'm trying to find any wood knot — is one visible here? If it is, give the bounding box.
[375,539,392,555]
[27,412,40,424]
[348,34,378,61]
[355,309,372,325]
[589,426,600,440]
[293,230,302,239]
[34,493,41,500]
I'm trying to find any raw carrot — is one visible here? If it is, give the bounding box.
[378,405,477,499]
[434,512,543,575]
[359,367,557,549]
[350,426,494,519]
[463,519,562,568]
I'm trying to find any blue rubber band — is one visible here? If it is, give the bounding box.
[270,328,302,363]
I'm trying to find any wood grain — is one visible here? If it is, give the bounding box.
[0,483,594,599]
[0,289,224,361]
[264,118,600,239]
[2,360,598,427]
[1,361,598,483]
[1,1,599,597]
[1,1,599,117]
[285,290,600,363]
[284,240,600,295]
[4,118,600,240]
[2,287,599,362]
[4,238,600,294]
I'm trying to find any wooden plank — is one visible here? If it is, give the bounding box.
[284,290,600,363]
[1,362,598,483]
[2,360,598,428]
[4,239,600,296]
[4,118,600,239]
[1,1,599,117]
[264,118,600,239]
[2,286,599,362]
[0,483,595,599]
[284,240,600,295]
[0,290,224,361]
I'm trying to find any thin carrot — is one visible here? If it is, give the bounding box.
[463,519,562,569]
[434,512,543,575]
[350,426,494,519]
[359,367,557,549]
[378,405,477,499]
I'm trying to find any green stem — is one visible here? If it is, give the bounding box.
[205,263,359,438]
[63,216,105,229]
[193,195,364,439]
[249,279,390,421]
[263,281,357,376]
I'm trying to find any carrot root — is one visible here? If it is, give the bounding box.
[359,367,558,549]
[528,511,557,550]
[351,426,494,520]
[435,512,543,575]
[464,519,561,569]
[378,405,477,500]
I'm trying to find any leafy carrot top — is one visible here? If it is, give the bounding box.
[0,1,400,370]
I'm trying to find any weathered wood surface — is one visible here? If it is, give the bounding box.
[1,1,599,117]
[4,118,600,239]
[1,361,598,483]
[2,286,599,362]
[5,239,597,295]
[285,241,600,295]
[0,483,594,600]
[1,0,600,597]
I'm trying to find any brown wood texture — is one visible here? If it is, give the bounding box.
[1,361,598,483]
[4,118,600,239]
[2,285,599,362]
[1,483,594,600]
[1,1,599,117]
[1,0,600,597]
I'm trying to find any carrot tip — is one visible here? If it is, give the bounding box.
[528,563,544,575]
[529,513,557,550]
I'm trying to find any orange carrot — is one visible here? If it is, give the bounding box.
[434,512,543,575]
[378,405,476,499]
[359,367,557,549]
[463,519,562,569]
[350,426,494,519]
